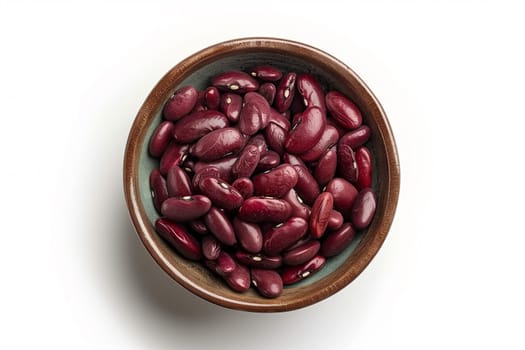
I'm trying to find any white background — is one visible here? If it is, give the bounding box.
[1,1,524,349]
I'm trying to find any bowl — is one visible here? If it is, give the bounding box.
[123,37,400,312]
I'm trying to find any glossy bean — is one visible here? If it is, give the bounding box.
[149,168,168,213]
[204,86,220,110]
[235,251,282,269]
[202,235,221,260]
[314,146,337,186]
[265,123,288,155]
[239,92,271,135]
[283,189,311,220]
[149,121,174,158]
[189,219,209,235]
[256,151,280,172]
[337,142,359,183]
[297,73,326,112]
[191,90,207,113]
[172,110,229,144]
[356,146,373,189]
[224,263,251,292]
[159,141,189,175]
[194,156,238,184]
[212,70,259,93]
[310,192,334,239]
[199,177,244,210]
[293,165,321,205]
[253,164,298,198]
[204,207,237,246]
[249,65,283,81]
[251,269,283,298]
[327,209,344,230]
[275,72,296,112]
[231,144,261,179]
[215,251,236,276]
[263,217,308,256]
[166,166,192,197]
[163,86,198,121]
[351,188,377,230]
[325,91,362,129]
[321,223,356,257]
[238,197,292,223]
[283,153,307,168]
[258,82,276,105]
[299,125,338,162]
[326,178,359,218]
[282,240,320,266]
[339,125,371,148]
[281,255,326,285]
[232,177,254,199]
[268,108,291,131]
[219,93,243,122]
[190,127,244,162]
[246,134,268,153]
[192,165,221,189]
[155,218,202,260]
[161,195,212,222]
[233,218,263,253]
[285,106,326,154]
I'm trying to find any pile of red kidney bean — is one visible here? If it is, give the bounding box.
[148,66,376,298]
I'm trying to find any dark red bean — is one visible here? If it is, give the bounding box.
[310,192,334,239]
[356,146,373,189]
[161,195,212,222]
[212,70,259,93]
[251,269,283,298]
[194,156,238,184]
[299,125,338,162]
[155,218,202,260]
[337,142,359,183]
[285,106,326,154]
[283,189,311,220]
[293,165,321,205]
[321,223,356,257]
[215,251,236,276]
[190,127,244,162]
[224,263,251,292]
[202,235,221,260]
[166,166,192,197]
[249,65,283,82]
[163,86,198,121]
[258,82,277,105]
[233,218,263,253]
[159,141,189,175]
[199,177,244,210]
[314,146,337,186]
[238,197,292,223]
[149,121,174,158]
[220,93,243,122]
[325,91,362,129]
[326,178,359,218]
[149,168,168,213]
[297,73,326,112]
[339,125,371,149]
[256,151,281,172]
[351,188,377,230]
[275,72,296,112]
[239,92,271,136]
[268,108,291,131]
[263,217,308,256]
[204,86,220,110]
[283,153,307,168]
[204,207,237,246]
[172,110,229,144]
[327,209,344,230]
[252,164,298,198]
[192,165,221,189]
[281,255,326,285]
[246,134,268,153]
[189,219,208,235]
[282,240,320,266]
[235,251,282,269]
[290,89,305,115]
[265,123,288,155]
[231,144,260,179]
[191,90,207,113]
[232,177,254,199]
[326,118,347,138]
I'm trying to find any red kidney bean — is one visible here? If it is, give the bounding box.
[356,146,373,189]
[149,168,168,213]
[351,188,377,230]
[192,165,220,189]
[282,240,320,266]
[189,219,208,235]
[299,125,338,162]
[204,86,220,110]
[235,251,282,269]
[310,192,334,239]
[285,106,326,154]
[263,217,308,256]
[191,90,207,113]
[233,217,263,253]
[327,209,344,230]
[155,218,202,260]
[163,86,198,121]
[251,269,283,298]
[166,166,192,197]
[232,177,254,199]
[231,144,261,179]
[258,82,277,105]
[325,91,362,130]
[148,121,174,158]
[297,73,326,112]
[293,165,321,205]
[268,108,291,131]
[202,235,221,260]
[219,93,242,123]
[215,251,236,276]
[283,153,307,168]
[283,189,311,220]
[326,118,347,138]
[256,151,280,172]
[290,90,305,115]
[321,223,356,257]
[161,195,212,222]
[159,141,189,175]
[314,146,337,186]
[239,92,271,136]
[238,197,292,223]
[252,164,298,198]
[326,178,359,218]
[224,263,251,292]
[172,110,229,144]
[245,134,268,153]
[281,255,326,285]
[337,142,359,183]
[265,123,288,155]
[212,70,259,93]
[204,207,237,246]
[275,72,296,112]
[190,127,244,162]
[249,65,283,82]
[199,177,244,210]
[194,156,238,184]
[339,125,371,149]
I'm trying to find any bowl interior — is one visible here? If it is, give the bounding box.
[125,38,399,312]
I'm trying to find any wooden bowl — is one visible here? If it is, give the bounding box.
[123,37,400,312]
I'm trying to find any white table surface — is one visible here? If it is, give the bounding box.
[1,1,524,349]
